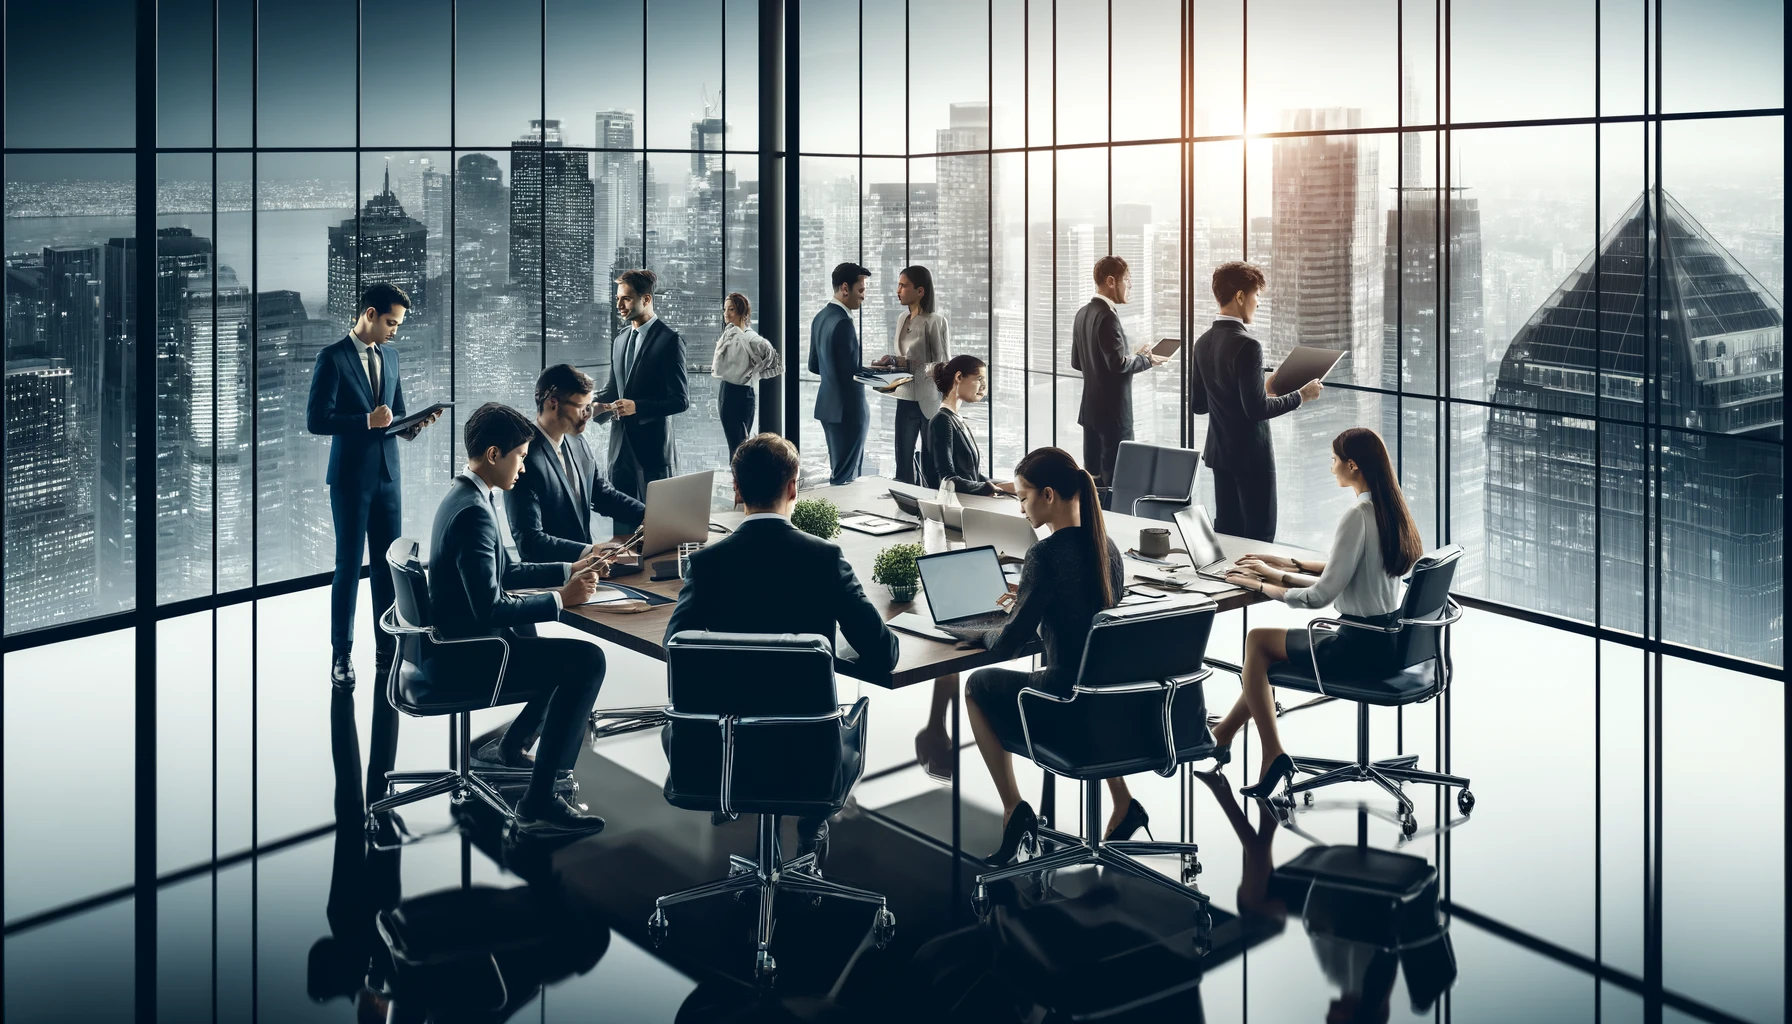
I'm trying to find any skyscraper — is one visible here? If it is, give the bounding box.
[419,161,449,278]
[4,361,96,631]
[1483,190,1783,665]
[510,119,595,341]
[255,289,340,580]
[327,165,430,322]
[454,152,507,292]
[594,110,642,301]
[936,103,992,362]
[43,244,103,425]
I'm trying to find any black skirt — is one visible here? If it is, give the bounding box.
[1284,611,1403,681]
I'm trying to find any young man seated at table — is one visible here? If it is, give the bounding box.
[664,432,901,865]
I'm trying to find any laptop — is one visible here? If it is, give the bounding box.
[886,489,924,522]
[888,545,1013,642]
[639,470,716,557]
[915,497,965,531]
[961,507,1040,562]
[1173,505,1238,581]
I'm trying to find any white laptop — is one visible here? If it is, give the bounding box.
[915,497,964,531]
[888,545,1013,642]
[640,470,716,556]
[961,507,1042,563]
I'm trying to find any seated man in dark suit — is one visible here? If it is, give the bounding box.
[508,363,646,563]
[664,432,900,862]
[428,402,610,839]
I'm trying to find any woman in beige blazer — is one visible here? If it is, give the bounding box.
[871,264,950,483]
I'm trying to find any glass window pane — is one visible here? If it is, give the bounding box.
[1247,0,1396,132]
[935,150,992,367]
[1191,0,1243,137]
[1027,0,1053,144]
[1399,398,1440,553]
[1054,0,1108,147]
[258,0,356,147]
[1450,0,1594,124]
[1112,143,1181,448]
[3,0,134,147]
[1663,0,1784,114]
[546,0,642,150]
[1112,0,1179,142]
[859,158,905,479]
[991,0,1026,150]
[1272,390,1386,552]
[724,0,761,150]
[648,0,723,152]
[1026,150,1053,375]
[796,156,858,482]
[455,149,542,463]
[909,0,989,156]
[1661,432,1782,665]
[861,1,905,156]
[455,0,542,148]
[1599,0,1646,118]
[218,0,254,147]
[798,2,859,154]
[4,153,132,631]
[362,0,452,147]
[1483,407,1597,622]
[992,150,1026,471]
[159,0,214,148]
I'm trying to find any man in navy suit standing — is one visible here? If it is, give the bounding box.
[307,282,441,689]
[808,262,872,485]
[594,268,688,533]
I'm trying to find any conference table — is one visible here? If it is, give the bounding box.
[554,476,1315,882]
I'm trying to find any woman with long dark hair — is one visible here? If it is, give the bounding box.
[1211,427,1425,798]
[870,265,950,483]
[951,447,1140,864]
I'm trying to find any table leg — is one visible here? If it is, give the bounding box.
[951,687,962,922]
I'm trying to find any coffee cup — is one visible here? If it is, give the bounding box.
[1139,527,1171,558]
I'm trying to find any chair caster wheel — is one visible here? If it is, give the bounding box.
[970,888,990,921]
[1400,813,1419,836]
[364,813,380,837]
[1457,789,1475,814]
[754,951,777,987]
[1303,791,1314,806]
[1181,858,1203,885]
[647,909,668,948]
[450,785,470,805]
[873,907,897,949]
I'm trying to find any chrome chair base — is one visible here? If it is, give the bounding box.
[1286,750,1473,834]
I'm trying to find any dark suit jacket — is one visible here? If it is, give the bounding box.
[920,408,997,496]
[507,423,647,562]
[808,303,866,425]
[1069,299,1151,435]
[596,317,689,472]
[664,516,900,678]
[1188,319,1303,473]
[427,475,570,642]
[307,335,407,490]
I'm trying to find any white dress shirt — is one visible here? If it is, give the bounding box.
[351,334,381,394]
[1281,490,1403,618]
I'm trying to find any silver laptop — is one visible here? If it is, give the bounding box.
[1174,505,1238,581]
[961,507,1039,561]
[915,497,965,531]
[640,470,715,556]
[888,544,1012,642]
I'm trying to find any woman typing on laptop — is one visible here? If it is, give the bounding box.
[944,447,1149,865]
[1210,427,1424,799]
[919,355,1014,497]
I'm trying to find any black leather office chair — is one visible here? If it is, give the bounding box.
[648,631,893,987]
[1265,545,1474,835]
[1108,441,1200,521]
[370,538,546,846]
[972,599,1219,938]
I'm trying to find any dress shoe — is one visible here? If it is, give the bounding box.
[1104,798,1153,842]
[985,801,1038,866]
[473,736,535,770]
[513,794,606,840]
[331,652,356,692]
[1240,753,1296,799]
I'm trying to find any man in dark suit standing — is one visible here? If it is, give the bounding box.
[595,269,688,533]
[808,262,872,485]
[508,363,646,563]
[427,402,610,839]
[1189,261,1322,541]
[1069,255,1169,494]
[307,282,441,690]
[665,432,900,863]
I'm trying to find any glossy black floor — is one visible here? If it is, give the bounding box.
[5,636,1784,1024]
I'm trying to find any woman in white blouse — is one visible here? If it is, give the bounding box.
[1209,427,1424,798]
[870,265,950,483]
[712,292,784,459]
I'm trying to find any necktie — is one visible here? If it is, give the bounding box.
[367,345,382,404]
[561,439,585,512]
[620,327,640,386]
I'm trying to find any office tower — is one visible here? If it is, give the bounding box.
[327,166,430,322]
[419,162,449,277]
[1380,188,1486,586]
[179,264,254,597]
[510,119,596,342]
[255,289,340,581]
[454,152,508,292]
[937,103,992,361]
[1030,219,1100,376]
[690,114,725,178]
[865,182,912,349]
[43,244,104,423]
[594,110,643,313]
[1484,190,1783,665]
[5,256,49,359]
[4,361,96,631]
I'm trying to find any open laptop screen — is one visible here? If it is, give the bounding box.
[916,545,1010,625]
[1174,505,1227,570]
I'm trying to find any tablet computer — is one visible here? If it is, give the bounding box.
[1153,337,1183,358]
[1267,346,1346,397]
[383,402,452,436]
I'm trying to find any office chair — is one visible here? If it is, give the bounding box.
[1264,545,1474,835]
[648,631,893,987]
[972,599,1219,943]
[1108,441,1200,521]
[369,538,550,847]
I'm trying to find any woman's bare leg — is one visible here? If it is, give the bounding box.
[966,690,1024,823]
[913,674,959,777]
[1104,776,1135,836]
[1238,627,1291,775]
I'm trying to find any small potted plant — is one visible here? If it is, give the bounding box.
[790,497,841,540]
[873,542,925,603]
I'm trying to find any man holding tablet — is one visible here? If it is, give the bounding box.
[1189,261,1323,542]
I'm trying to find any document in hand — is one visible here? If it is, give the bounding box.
[855,370,913,392]
[1267,346,1346,397]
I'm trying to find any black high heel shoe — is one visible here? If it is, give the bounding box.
[1104,799,1152,842]
[986,801,1038,866]
[1239,753,1295,799]
[1209,744,1232,767]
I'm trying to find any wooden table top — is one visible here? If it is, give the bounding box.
[556,477,1319,688]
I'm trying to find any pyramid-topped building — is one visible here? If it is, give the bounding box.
[1484,189,1782,664]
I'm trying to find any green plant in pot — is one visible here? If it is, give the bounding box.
[873,542,925,603]
[790,497,841,540]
